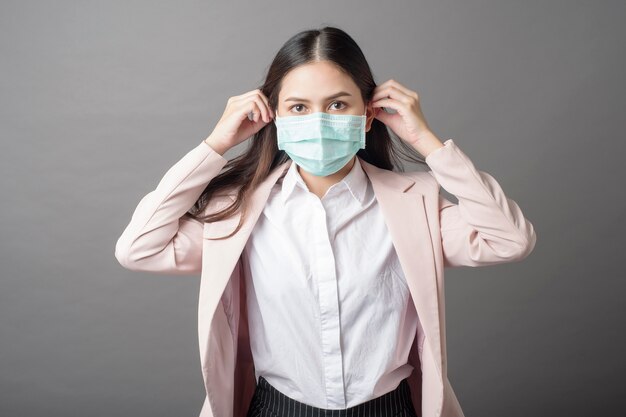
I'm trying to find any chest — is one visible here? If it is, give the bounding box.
[242,185,411,314]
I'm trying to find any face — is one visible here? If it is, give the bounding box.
[276,60,374,131]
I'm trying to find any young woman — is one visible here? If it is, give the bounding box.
[115,26,536,417]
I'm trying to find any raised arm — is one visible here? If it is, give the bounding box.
[114,141,228,274]
[115,87,277,274]
[425,139,537,268]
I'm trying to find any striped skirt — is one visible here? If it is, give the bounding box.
[246,376,419,417]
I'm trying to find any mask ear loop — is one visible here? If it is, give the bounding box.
[361,103,368,149]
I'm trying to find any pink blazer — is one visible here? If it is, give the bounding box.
[115,138,536,417]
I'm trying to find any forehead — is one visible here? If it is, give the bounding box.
[279,61,358,99]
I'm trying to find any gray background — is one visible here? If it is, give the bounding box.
[1,1,624,416]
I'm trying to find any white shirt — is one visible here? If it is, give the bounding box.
[242,156,419,409]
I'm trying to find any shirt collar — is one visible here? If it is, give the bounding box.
[280,157,369,206]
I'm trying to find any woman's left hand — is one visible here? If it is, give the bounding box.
[371,79,444,156]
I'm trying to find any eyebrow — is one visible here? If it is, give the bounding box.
[284,91,353,102]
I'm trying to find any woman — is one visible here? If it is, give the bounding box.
[115,26,536,417]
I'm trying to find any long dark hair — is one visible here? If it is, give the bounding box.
[188,26,426,238]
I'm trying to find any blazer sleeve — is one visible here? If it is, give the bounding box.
[114,141,229,275]
[424,139,537,268]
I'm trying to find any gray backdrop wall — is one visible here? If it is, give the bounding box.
[1,1,624,416]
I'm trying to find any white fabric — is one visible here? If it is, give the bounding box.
[242,156,419,409]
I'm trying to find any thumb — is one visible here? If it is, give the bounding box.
[373,107,392,125]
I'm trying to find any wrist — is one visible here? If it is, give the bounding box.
[409,130,445,158]
[203,136,230,156]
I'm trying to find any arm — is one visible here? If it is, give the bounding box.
[425,139,537,268]
[114,141,229,274]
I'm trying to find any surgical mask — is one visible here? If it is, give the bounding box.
[274,107,367,176]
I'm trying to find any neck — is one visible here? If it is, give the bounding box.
[297,156,356,200]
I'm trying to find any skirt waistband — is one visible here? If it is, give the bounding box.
[251,376,414,417]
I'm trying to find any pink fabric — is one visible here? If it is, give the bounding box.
[115,138,536,417]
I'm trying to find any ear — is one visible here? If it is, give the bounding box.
[365,102,376,132]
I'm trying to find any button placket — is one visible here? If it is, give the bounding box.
[312,196,347,408]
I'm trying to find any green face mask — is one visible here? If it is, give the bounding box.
[274,107,367,177]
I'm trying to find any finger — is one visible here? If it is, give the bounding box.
[254,90,273,119]
[374,85,413,104]
[234,89,273,119]
[387,79,415,97]
[371,97,401,114]
[372,79,416,102]
[231,91,250,103]
[375,79,415,98]
[370,83,387,101]
[251,96,270,122]
[371,105,394,126]
[243,97,266,123]
[245,101,262,123]
[233,88,263,104]
[371,79,398,99]
[373,79,393,91]
[371,85,398,103]
[371,85,412,105]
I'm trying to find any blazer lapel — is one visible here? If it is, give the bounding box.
[198,155,444,407]
[198,159,292,374]
[358,157,443,379]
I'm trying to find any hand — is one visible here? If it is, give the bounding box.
[205,88,274,152]
[370,79,443,152]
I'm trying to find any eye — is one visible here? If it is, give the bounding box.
[289,104,306,113]
[330,101,346,110]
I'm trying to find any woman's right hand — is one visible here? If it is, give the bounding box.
[205,89,274,154]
